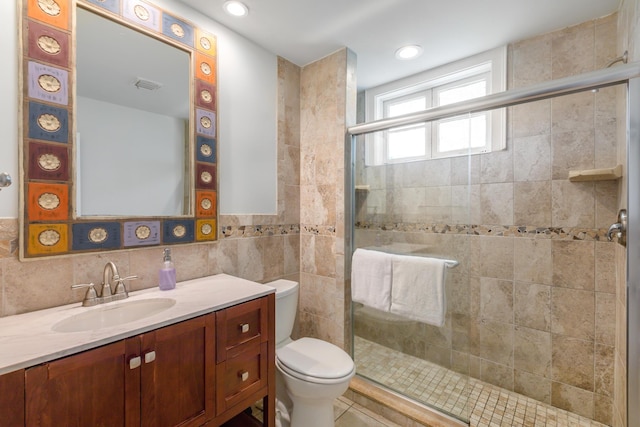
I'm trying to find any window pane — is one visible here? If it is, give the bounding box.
[387,96,426,117]
[438,80,486,106]
[387,126,426,159]
[470,115,486,148]
[437,114,487,152]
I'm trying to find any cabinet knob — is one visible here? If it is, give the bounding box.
[240,323,250,333]
[144,351,156,364]
[129,356,141,370]
[238,370,249,382]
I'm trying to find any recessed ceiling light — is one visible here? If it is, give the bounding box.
[224,1,249,17]
[395,45,423,60]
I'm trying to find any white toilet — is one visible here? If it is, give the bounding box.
[267,279,355,427]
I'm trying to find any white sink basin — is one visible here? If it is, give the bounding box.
[52,298,176,333]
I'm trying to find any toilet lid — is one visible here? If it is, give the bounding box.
[276,337,354,379]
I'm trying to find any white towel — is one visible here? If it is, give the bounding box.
[351,248,393,312]
[390,255,447,327]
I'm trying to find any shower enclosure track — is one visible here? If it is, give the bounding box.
[346,60,640,426]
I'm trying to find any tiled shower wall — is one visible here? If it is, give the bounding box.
[0,57,301,317]
[354,14,622,425]
[297,48,357,348]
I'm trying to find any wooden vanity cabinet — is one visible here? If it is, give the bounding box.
[21,294,274,427]
[25,314,213,427]
[214,296,275,426]
[25,340,131,426]
[0,369,25,427]
[139,314,215,427]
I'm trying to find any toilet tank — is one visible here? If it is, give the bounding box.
[265,279,299,347]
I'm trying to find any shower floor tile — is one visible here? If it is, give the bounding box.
[354,336,608,427]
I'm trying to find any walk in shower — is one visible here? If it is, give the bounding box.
[347,59,640,426]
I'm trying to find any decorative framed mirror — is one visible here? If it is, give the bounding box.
[18,0,218,259]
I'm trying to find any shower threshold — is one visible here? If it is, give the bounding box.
[354,336,609,426]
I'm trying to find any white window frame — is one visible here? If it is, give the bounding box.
[364,46,507,165]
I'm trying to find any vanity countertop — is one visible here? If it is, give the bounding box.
[0,274,275,375]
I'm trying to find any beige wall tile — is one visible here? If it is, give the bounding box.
[551,180,596,228]
[470,236,514,280]
[551,130,595,180]
[284,234,300,276]
[514,238,552,285]
[514,370,551,404]
[479,320,513,367]
[480,277,513,324]
[551,287,595,340]
[3,256,75,315]
[551,21,595,78]
[424,158,452,187]
[513,134,551,182]
[514,282,551,331]
[594,393,613,426]
[595,343,615,397]
[551,92,596,134]
[551,381,594,419]
[451,154,481,185]
[480,359,514,391]
[595,241,616,294]
[262,236,284,281]
[511,33,553,87]
[596,180,620,229]
[511,100,552,139]
[594,86,618,169]
[480,149,513,184]
[552,240,595,290]
[513,181,552,227]
[514,327,552,378]
[596,292,616,346]
[552,335,594,390]
[480,183,513,225]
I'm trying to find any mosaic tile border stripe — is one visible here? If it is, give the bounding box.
[220,224,301,238]
[355,222,610,241]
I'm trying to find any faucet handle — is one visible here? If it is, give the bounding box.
[71,283,99,307]
[113,275,138,299]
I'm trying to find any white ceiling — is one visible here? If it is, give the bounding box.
[178,0,620,90]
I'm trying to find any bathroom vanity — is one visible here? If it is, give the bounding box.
[0,274,275,427]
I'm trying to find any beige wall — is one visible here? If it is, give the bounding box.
[297,48,357,348]
[0,57,301,317]
[353,13,621,425]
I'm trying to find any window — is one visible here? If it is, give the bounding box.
[364,47,506,165]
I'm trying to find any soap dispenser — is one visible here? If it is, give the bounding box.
[159,248,176,290]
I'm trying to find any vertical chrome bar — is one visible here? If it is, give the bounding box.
[345,132,356,355]
[628,77,640,427]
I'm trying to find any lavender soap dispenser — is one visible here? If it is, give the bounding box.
[159,248,176,290]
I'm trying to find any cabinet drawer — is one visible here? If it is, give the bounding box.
[216,297,268,363]
[216,341,268,416]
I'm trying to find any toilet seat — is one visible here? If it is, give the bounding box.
[276,337,355,385]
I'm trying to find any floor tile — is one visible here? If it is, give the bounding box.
[354,336,609,427]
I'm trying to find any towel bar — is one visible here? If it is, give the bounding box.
[361,246,459,268]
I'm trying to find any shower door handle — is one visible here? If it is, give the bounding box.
[607,209,627,246]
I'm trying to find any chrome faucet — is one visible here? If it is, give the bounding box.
[101,261,118,300]
[71,262,138,307]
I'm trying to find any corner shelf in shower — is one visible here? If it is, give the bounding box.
[568,164,622,182]
[355,185,370,192]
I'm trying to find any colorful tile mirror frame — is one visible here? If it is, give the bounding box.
[19,0,218,258]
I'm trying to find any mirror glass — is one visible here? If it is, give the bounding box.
[75,7,191,217]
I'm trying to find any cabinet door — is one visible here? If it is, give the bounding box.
[140,314,215,427]
[25,341,133,427]
[0,369,25,427]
